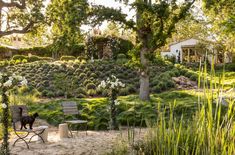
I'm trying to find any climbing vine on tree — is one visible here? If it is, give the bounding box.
[0,72,27,155]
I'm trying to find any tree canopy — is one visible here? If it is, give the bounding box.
[46,0,88,55]
[202,0,235,56]
[90,0,195,50]
[0,0,45,37]
[203,0,235,35]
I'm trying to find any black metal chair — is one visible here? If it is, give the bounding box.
[61,101,88,137]
[10,105,47,149]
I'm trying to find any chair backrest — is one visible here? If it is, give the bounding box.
[10,105,28,130]
[10,105,28,123]
[61,101,79,116]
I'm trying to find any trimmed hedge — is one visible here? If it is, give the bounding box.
[60,56,76,61]
[12,55,54,62]
[117,54,127,59]
[12,55,27,61]
[0,45,52,59]
[0,44,85,60]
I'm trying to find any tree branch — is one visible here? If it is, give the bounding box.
[0,0,26,9]
[0,21,34,37]
[150,0,195,49]
[88,5,137,31]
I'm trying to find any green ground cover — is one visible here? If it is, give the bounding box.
[26,90,225,130]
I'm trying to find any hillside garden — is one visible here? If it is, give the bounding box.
[0,0,235,155]
[1,57,235,154]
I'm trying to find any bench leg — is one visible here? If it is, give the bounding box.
[29,129,45,143]
[13,132,30,149]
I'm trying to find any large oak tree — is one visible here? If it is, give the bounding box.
[90,0,195,100]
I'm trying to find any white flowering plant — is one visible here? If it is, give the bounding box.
[0,73,27,88]
[98,75,125,130]
[0,73,27,109]
[98,75,125,91]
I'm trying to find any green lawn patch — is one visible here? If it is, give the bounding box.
[27,91,200,130]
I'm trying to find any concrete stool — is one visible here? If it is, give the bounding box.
[59,123,69,139]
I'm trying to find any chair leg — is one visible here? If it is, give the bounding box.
[77,124,79,136]
[85,123,88,136]
[13,131,30,149]
[68,124,73,138]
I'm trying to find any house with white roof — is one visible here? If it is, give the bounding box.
[161,38,232,64]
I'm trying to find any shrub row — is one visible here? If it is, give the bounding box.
[6,60,199,98]
[12,55,54,62]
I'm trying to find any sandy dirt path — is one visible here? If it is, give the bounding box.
[9,128,146,155]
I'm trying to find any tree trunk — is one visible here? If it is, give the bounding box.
[139,47,150,101]
[137,0,152,101]
[138,28,151,101]
[109,89,118,130]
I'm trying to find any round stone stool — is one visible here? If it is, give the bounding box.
[59,123,69,139]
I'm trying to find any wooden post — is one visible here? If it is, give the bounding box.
[59,123,69,139]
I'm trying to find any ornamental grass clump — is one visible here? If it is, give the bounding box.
[110,61,235,155]
[98,75,125,130]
